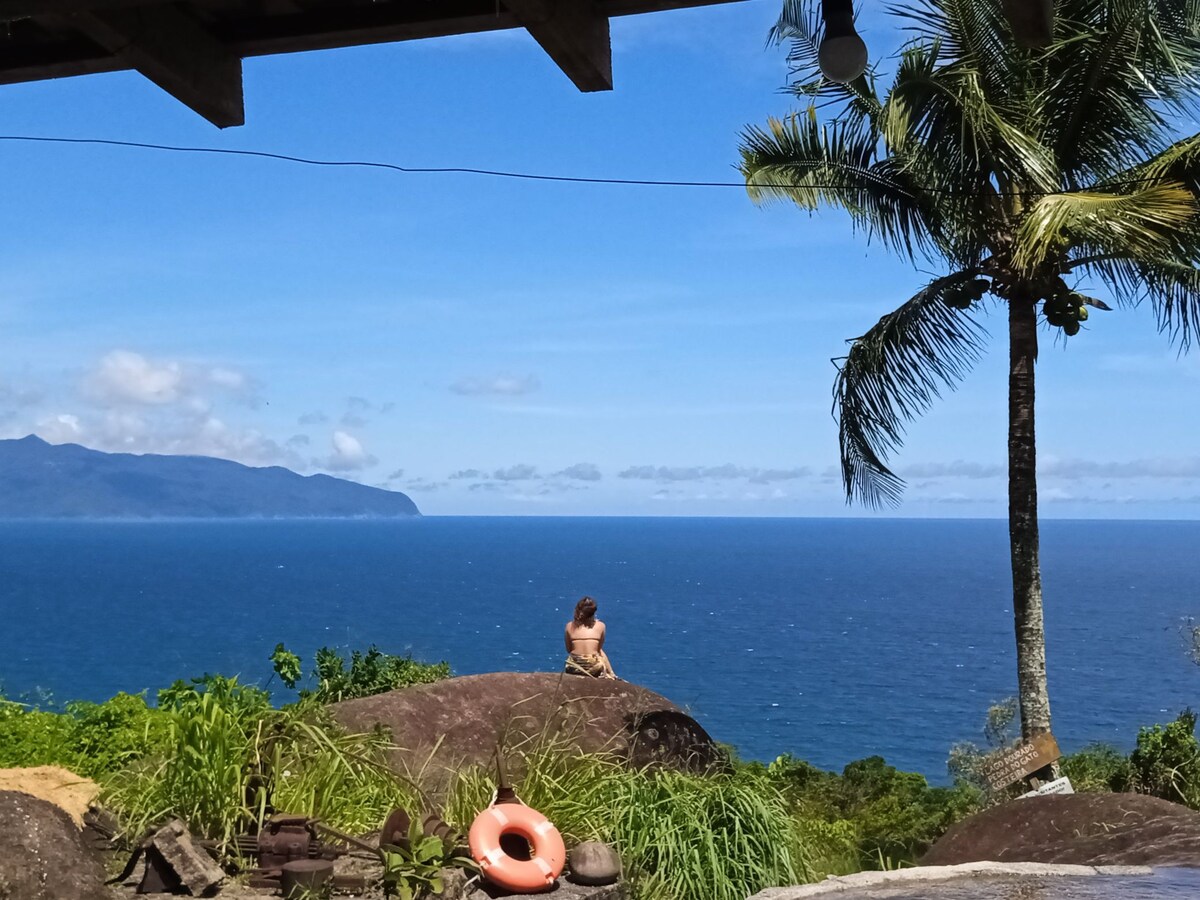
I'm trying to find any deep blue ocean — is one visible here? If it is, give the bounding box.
[0,517,1195,781]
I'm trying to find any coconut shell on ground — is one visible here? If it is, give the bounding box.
[330,672,722,784]
[921,793,1200,867]
[0,790,111,900]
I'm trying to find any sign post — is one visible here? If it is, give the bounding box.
[979,732,1062,793]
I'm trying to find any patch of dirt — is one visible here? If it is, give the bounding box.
[0,765,100,827]
[921,793,1200,867]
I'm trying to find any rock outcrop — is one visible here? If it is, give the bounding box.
[921,792,1200,867]
[330,672,722,784]
[0,790,110,900]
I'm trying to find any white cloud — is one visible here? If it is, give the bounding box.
[322,430,377,472]
[618,464,808,483]
[902,461,1006,479]
[85,350,185,406]
[493,464,539,481]
[450,374,540,396]
[554,463,602,482]
[1041,455,1200,479]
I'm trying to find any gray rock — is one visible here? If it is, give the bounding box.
[921,793,1200,867]
[467,878,628,900]
[0,790,110,900]
[748,862,1155,899]
[568,841,621,886]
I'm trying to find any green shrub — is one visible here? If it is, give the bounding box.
[1129,711,1200,807]
[767,753,979,868]
[1060,744,1133,793]
[0,691,169,777]
[0,696,74,769]
[272,643,451,703]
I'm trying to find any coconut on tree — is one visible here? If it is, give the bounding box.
[740,0,1200,740]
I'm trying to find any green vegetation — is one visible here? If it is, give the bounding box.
[8,656,1200,900]
[0,691,170,778]
[764,754,980,869]
[446,742,815,900]
[381,818,476,900]
[272,642,451,703]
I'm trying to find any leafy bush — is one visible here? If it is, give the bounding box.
[1060,743,1133,793]
[381,817,476,900]
[1128,711,1200,807]
[0,691,168,777]
[767,753,979,868]
[272,643,450,703]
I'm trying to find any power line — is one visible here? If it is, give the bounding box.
[0,135,746,188]
[0,133,1177,198]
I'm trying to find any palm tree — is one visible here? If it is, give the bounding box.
[740,0,1200,741]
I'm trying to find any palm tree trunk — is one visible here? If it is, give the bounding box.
[1008,296,1051,739]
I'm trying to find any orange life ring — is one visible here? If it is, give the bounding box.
[468,803,566,892]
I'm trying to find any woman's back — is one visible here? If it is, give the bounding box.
[565,619,605,656]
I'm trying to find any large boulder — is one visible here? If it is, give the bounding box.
[0,790,110,900]
[921,793,1200,867]
[330,673,722,783]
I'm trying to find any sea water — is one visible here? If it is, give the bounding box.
[0,517,1195,780]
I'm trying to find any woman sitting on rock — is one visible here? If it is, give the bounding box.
[564,596,617,679]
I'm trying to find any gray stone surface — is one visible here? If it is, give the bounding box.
[922,794,1200,867]
[0,789,111,900]
[748,863,1153,899]
[568,841,622,886]
[467,880,628,900]
[331,672,721,788]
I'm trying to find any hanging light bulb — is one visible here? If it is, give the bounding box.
[818,0,868,83]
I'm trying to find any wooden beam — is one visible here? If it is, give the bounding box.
[71,4,243,127]
[0,0,168,22]
[225,4,521,59]
[504,0,612,92]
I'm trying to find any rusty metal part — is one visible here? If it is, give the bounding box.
[378,808,463,852]
[257,814,320,868]
[281,859,334,900]
[380,808,413,849]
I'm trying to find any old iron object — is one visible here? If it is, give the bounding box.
[379,808,463,852]
[256,814,320,868]
[280,859,334,899]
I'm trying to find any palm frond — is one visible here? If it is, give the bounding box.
[740,114,943,261]
[1082,254,1200,346]
[881,42,1058,194]
[1014,183,1200,272]
[836,271,990,507]
[1108,132,1200,195]
[888,0,1021,95]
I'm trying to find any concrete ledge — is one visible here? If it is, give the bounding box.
[749,861,1155,898]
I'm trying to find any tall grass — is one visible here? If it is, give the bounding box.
[103,677,418,849]
[444,739,816,900]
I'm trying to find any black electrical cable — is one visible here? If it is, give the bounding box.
[0,133,1179,199]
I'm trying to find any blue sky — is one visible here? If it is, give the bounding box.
[0,0,1197,517]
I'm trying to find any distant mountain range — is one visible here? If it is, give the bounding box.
[0,435,420,518]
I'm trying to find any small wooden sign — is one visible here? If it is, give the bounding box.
[980,732,1062,791]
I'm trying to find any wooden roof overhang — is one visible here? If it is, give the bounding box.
[0,0,746,128]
